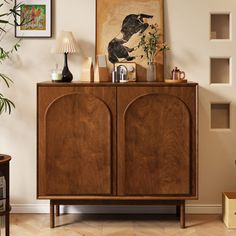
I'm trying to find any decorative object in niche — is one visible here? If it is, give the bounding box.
[96,0,164,81]
[15,0,52,38]
[115,62,136,82]
[54,31,79,82]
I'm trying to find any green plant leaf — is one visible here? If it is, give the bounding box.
[0,94,15,115]
[138,23,169,61]
[0,13,9,17]
[0,73,13,87]
[0,0,23,115]
[0,19,9,24]
[0,27,6,32]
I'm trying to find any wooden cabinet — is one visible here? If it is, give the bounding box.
[37,82,198,228]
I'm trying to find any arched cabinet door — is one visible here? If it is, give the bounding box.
[117,87,195,196]
[38,86,116,196]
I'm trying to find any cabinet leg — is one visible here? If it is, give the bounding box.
[6,212,10,236]
[50,201,55,228]
[180,200,185,228]
[56,205,60,217]
[176,205,180,218]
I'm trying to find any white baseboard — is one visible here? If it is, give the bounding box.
[12,204,50,214]
[186,204,222,214]
[11,204,222,214]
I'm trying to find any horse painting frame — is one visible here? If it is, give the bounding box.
[96,0,164,81]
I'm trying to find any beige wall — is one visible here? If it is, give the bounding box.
[1,0,236,212]
[165,0,236,207]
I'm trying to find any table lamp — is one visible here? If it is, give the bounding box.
[54,31,79,82]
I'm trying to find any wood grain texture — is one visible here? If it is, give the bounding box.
[37,86,116,196]
[122,93,190,195]
[45,93,111,195]
[50,201,54,228]
[38,196,197,201]
[117,86,197,197]
[180,200,186,228]
[37,82,198,229]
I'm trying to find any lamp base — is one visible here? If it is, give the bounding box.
[61,52,73,82]
[62,66,73,82]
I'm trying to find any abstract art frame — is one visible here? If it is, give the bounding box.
[96,0,164,81]
[15,0,52,38]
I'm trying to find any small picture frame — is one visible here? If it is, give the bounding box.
[15,0,52,38]
[115,62,137,82]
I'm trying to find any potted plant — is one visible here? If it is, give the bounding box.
[0,0,22,114]
[138,23,169,81]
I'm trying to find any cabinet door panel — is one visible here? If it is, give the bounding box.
[38,87,116,196]
[118,87,194,196]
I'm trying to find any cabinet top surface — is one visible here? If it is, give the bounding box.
[38,81,198,87]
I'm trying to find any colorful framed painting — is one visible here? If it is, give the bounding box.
[96,0,164,81]
[15,0,52,38]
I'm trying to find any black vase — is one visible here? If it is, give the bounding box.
[62,53,73,82]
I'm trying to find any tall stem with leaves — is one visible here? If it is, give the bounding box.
[138,23,169,64]
[0,0,22,114]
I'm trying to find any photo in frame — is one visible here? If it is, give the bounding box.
[15,0,52,38]
[115,62,137,82]
[96,0,164,81]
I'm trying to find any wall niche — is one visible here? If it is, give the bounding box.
[210,14,230,39]
[210,58,230,84]
[211,103,230,129]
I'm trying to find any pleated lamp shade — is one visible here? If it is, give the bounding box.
[54,31,79,54]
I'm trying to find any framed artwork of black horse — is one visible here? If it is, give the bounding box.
[96,0,164,81]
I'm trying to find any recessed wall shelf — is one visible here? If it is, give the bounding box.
[211,103,230,129]
[210,14,230,39]
[210,58,230,84]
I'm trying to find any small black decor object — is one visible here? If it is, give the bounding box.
[54,31,79,82]
[62,53,73,82]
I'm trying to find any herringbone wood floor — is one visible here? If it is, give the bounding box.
[10,214,236,236]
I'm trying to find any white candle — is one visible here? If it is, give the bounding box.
[51,72,62,81]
